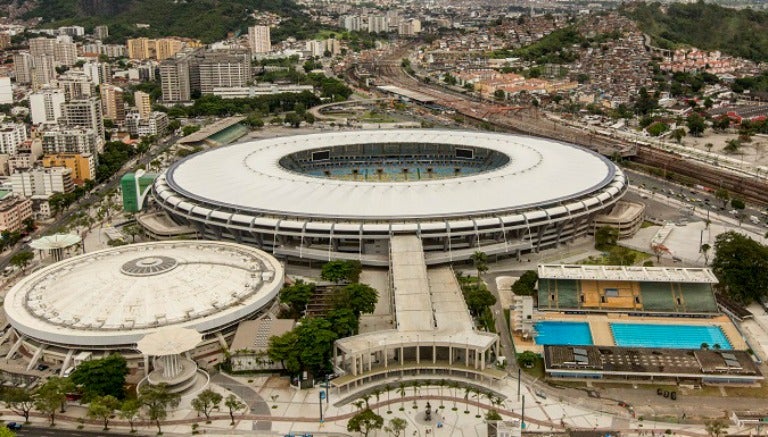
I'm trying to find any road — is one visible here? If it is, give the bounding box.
[0,134,179,271]
[17,427,137,437]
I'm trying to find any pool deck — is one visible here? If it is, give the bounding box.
[514,313,747,352]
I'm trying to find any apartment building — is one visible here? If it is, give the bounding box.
[0,123,28,155]
[41,126,101,155]
[11,167,74,197]
[29,87,66,125]
[0,194,33,233]
[248,26,271,54]
[42,153,95,185]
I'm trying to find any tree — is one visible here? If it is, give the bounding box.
[191,389,222,423]
[463,285,496,317]
[321,260,362,283]
[279,279,316,319]
[594,226,619,250]
[397,382,407,410]
[730,198,745,210]
[713,116,731,131]
[10,251,33,274]
[333,283,378,317]
[705,143,714,153]
[671,127,687,144]
[607,246,637,266]
[470,251,488,280]
[384,417,408,436]
[0,428,16,437]
[517,351,539,368]
[706,419,727,437]
[715,188,730,207]
[724,138,741,154]
[123,224,143,243]
[119,399,141,433]
[294,317,338,376]
[711,231,768,303]
[493,89,506,101]
[634,87,658,116]
[326,307,359,336]
[139,383,181,435]
[70,354,129,401]
[267,329,300,373]
[224,394,245,426]
[686,113,706,136]
[35,378,69,426]
[284,112,303,128]
[3,387,34,423]
[347,408,384,437]
[87,395,121,430]
[701,243,711,265]
[512,270,538,296]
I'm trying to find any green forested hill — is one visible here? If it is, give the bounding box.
[622,1,768,62]
[17,0,315,43]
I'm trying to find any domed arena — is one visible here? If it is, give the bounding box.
[3,241,283,374]
[153,130,628,265]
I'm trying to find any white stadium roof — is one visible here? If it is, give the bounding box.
[4,241,284,347]
[538,264,719,283]
[164,130,616,220]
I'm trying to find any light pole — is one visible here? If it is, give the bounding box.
[319,390,325,422]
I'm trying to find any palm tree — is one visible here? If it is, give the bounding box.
[384,384,392,414]
[372,388,382,412]
[706,420,727,437]
[463,386,472,414]
[352,399,365,411]
[449,381,459,410]
[438,379,447,409]
[470,251,488,281]
[397,382,407,411]
[411,381,420,409]
[362,394,371,410]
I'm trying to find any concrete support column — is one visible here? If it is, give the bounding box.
[367,351,372,372]
[481,350,485,370]
[400,346,404,366]
[474,350,479,370]
[352,356,357,376]
[448,345,452,365]
[432,343,436,364]
[416,344,420,364]
[384,345,388,368]
[143,354,150,378]
[465,345,469,367]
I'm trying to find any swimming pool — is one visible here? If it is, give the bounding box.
[534,321,593,346]
[610,323,732,350]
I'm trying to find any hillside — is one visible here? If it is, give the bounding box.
[622,1,768,62]
[13,0,315,43]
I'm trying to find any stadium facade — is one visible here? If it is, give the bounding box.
[153,130,630,265]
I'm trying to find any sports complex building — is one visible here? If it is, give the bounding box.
[2,241,283,376]
[152,130,637,265]
[521,264,763,385]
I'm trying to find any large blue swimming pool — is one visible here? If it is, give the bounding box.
[534,321,593,346]
[610,323,732,350]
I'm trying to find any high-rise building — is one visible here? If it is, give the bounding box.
[134,91,152,119]
[398,19,422,36]
[196,50,251,94]
[42,153,95,185]
[11,167,74,197]
[94,25,109,41]
[31,54,57,89]
[0,33,11,50]
[0,76,12,105]
[155,38,184,60]
[125,111,168,137]
[30,87,66,125]
[83,61,111,85]
[12,52,33,84]
[159,57,193,102]
[41,126,101,155]
[368,15,389,33]
[57,71,95,101]
[61,97,105,144]
[57,26,85,37]
[29,37,56,60]
[127,37,152,60]
[340,15,363,32]
[0,193,33,233]
[248,26,271,54]
[99,84,125,123]
[54,37,78,67]
[0,123,27,155]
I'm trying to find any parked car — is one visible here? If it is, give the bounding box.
[6,422,22,430]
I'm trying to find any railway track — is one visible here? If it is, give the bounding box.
[362,47,768,206]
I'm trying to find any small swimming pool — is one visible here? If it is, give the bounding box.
[534,321,593,346]
[610,323,732,350]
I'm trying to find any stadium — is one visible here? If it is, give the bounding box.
[152,130,632,265]
[2,241,283,375]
